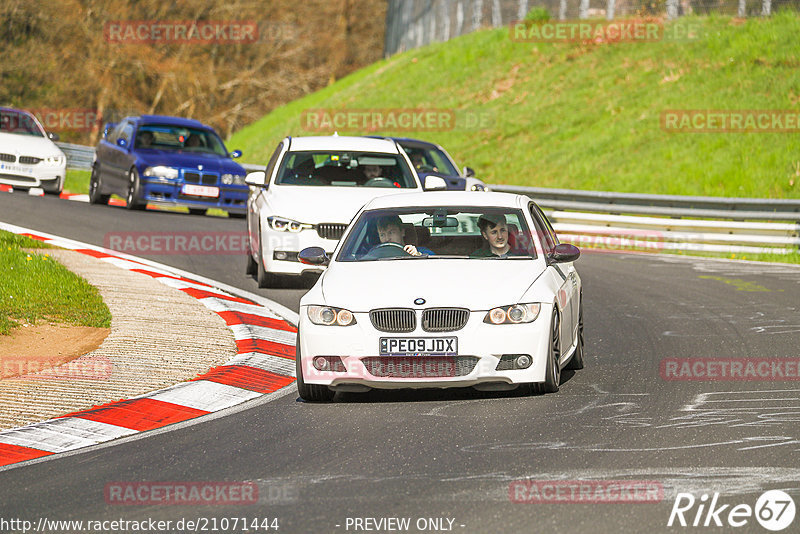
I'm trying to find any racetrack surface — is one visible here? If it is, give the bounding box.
[1,193,799,533]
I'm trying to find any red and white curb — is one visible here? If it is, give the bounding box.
[0,185,162,208]
[0,222,298,469]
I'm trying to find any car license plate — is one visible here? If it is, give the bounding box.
[379,337,457,356]
[0,164,33,174]
[181,184,219,197]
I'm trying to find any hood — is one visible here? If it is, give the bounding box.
[320,259,544,311]
[136,149,244,174]
[0,132,63,157]
[266,185,415,224]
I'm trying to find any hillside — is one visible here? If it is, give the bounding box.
[230,12,800,198]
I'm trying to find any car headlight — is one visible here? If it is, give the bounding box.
[484,303,540,325]
[221,173,246,185]
[44,155,65,166]
[307,306,357,326]
[470,183,486,191]
[267,216,312,233]
[143,166,179,180]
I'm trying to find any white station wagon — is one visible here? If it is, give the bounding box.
[295,191,584,401]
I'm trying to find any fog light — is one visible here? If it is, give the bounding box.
[275,251,288,260]
[313,356,330,371]
[514,354,532,369]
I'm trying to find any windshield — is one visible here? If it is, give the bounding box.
[337,207,538,262]
[134,125,228,156]
[402,144,459,176]
[275,150,417,188]
[0,110,45,137]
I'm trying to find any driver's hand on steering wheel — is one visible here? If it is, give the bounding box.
[404,244,421,256]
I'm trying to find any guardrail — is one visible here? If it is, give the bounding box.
[491,185,800,255]
[57,142,94,171]
[61,144,799,255]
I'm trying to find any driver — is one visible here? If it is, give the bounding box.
[136,130,154,148]
[375,215,433,257]
[363,164,382,180]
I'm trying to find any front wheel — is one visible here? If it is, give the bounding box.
[88,165,109,205]
[295,332,334,402]
[256,244,282,288]
[522,309,561,395]
[565,296,585,371]
[125,168,145,210]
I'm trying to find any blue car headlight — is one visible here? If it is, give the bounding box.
[222,173,246,185]
[143,166,179,181]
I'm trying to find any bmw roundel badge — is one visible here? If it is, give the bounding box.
[414,298,426,305]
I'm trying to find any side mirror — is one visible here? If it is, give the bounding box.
[463,166,475,177]
[230,149,242,159]
[47,132,60,142]
[548,243,580,264]
[116,138,127,148]
[423,175,447,191]
[244,170,267,187]
[103,122,116,138]
[299,247,329,266]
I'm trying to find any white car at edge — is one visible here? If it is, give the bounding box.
[0,107,67,194]
[295,191,584,401]
[244,135,446,288]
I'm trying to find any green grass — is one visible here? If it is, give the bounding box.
[64,169,90,195]
[229,11,800,199]
[0,230,112,335]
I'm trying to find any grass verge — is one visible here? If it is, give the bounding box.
[0,230,112,335]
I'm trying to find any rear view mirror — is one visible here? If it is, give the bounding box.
[116,138,127,148]
[245,171,267,187]
[548,243,580,264]
[423,175,447,191]
[463,166,475,177]
[47,132,60,142]
[421,216,459,228]
[299,247,329,266]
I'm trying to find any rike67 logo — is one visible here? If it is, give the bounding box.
[668,490,795,531]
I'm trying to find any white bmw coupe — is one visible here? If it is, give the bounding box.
[296,191,584,401]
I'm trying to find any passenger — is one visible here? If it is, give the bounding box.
[373,215,433,257]
[470,213,523,258]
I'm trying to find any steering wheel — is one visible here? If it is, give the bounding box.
[363,242,411,259]
[417,164,436,172]
[364,177,395,188]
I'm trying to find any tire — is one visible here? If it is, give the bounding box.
[188,208,207,216]
[565,296,585,371]
[44,176,63,195]
[88,165,110,205]
[536,310,561,394]
[125,168,145,210]
[295,331,334,402]
[245,248,258,276]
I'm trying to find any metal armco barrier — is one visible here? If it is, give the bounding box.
[63,145,800,255]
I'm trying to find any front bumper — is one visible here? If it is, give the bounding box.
[261,228,338,276]
[141,178,248,213]
[298,307,553,389]
[0,161,65,189]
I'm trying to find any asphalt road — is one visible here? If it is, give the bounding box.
[1,192,799,534]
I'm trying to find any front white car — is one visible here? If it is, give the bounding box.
[296,192,583,401]
[0,108,67,194]
[246,136,445,287]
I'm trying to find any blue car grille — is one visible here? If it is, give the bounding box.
[184,171,218,186]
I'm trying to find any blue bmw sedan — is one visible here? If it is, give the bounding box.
[90,114,247,216]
